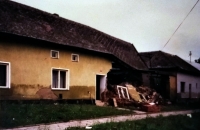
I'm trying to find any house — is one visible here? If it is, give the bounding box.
[140,51,200,102]
[0,0,146,100]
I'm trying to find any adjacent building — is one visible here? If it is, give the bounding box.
[140,51,200,101]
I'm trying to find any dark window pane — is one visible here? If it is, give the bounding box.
[52,70,58,88]
[51,51,58,58]
[72,55,78,61]
[60,71,66,88]
[72,55,75,60]
[181,82,185,92]
[0,64,7,86]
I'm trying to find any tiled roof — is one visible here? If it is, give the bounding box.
[186,61,200,71]
[140,51,200,74]
[0,0,147,70]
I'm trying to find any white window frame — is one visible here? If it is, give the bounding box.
[71,54,79,62]
[0,61,11,88]
[50,50,59,59]
[51,67,69,90]
[117,85,130,100]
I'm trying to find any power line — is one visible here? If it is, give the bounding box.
[162,0,199,50]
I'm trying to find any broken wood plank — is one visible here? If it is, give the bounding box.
[113,98,118,107]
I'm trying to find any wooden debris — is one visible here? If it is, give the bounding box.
[113,98,118,107]
[126,84,142,102]
[100,83,165,111]
[141,104,160,112]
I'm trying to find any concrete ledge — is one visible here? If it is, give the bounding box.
[5,109,200,130]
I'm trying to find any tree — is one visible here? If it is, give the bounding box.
[195,58,200,64]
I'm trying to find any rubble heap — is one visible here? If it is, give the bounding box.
[136,86,163,104]
[101,83,164,112]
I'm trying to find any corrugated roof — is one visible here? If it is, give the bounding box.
[0,0,147,70]
[140,51,200,74]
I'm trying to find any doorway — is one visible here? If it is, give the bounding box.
[189,84,191,99]
[96,75,106,100]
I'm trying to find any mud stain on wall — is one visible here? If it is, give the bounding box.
[0,84,51,100]
[0,84,95,100]
[52,86,95,99]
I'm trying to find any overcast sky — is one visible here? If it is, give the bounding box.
[12,0,200,61]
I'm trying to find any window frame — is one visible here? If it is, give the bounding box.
[117,85,130,100]
[51,67,69,90]
[50,50,59,59]
[71,54,79,62]
[0,61,11,88]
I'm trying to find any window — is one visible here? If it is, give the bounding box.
[51,68,69,90]
[0,61,10,88]
[117,85,130,100]
[180,82,185,93]
[51,50,59,59]
[71,54,79,62]
[189,84,192,91]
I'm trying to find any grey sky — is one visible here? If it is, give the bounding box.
[12,0,200,61]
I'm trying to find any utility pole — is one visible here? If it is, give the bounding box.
[189,51,192,63]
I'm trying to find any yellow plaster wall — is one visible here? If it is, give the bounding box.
[0,39,111,100]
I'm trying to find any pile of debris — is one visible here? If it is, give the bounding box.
[136,86,163,104]
[101,83,164,112]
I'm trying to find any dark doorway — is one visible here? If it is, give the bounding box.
[96,75,106,100]
[96,75,101,100]
[0,64,7,86]
[189,84,191,99]
[150,74,170,99]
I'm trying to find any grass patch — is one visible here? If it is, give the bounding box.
[67,112,200,130]
[1,101,199,129]
[161,103,200,112]
[0,103,132,128]
[119,102,200,112]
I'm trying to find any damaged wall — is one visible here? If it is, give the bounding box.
[107,69,143,87]
[150,74,169,98]
[169,76,177,101]
[142,73,150,86]
[0,34,111,100]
